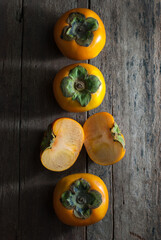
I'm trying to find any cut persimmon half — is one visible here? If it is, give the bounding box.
[83,112,126,165]
[40,118,84,171]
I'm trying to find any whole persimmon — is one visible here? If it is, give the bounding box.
[53,63,106,112]
[54,8,106,60]
[53,173,109,226]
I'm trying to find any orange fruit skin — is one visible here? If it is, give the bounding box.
[53,173,109,226]
[83,112,126,165]
[53,63,106,112]
[40,118,84,172]
[54,8,106,60]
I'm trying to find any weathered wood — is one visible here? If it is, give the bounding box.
[19,0,88,240]
[87,1,114,239]
[0,1,22,239]
[111,1,161,239]
[0,0,160,239]
[88,0,161,240]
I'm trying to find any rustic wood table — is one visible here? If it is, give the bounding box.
[0,0,160,239]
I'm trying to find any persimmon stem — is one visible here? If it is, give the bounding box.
[74,81,85,91]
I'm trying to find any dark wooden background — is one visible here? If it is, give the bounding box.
[0,0,160,239]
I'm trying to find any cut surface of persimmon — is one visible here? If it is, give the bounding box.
[40,118,84,171]
[83,112,126,165]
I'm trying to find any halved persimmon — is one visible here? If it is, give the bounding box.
[83,112,126,165]
[40,118,84,171]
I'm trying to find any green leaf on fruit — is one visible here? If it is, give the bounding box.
[40,124,55,152]
[60,65,101,107]
[61,12,99,47]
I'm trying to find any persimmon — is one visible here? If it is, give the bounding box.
[53,63,106,112]
[83,112,126,165]
[53,173,109,226]
[54,8,106,60]
[40,118,84,172]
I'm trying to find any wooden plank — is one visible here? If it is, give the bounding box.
[88,0,161,240]
[153,1,161,237]
[1,0,160,239]
[19,0,88,239]
[0,0,22,239]
[87,1,114,239]
[111,0,161,239]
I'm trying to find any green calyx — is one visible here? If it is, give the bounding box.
[61,12,99,47]
[111,122,125,149]
[40,124,55,152]
[60,178,102,219]
[61,65,101,107]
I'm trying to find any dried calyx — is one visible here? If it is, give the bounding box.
[60,178,102,219]
[61,12,99,47]
[40,124,56,152]
[111,122,125,149]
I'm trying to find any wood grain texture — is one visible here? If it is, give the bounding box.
[0,1,22,239]
[19,0,88,240]
[87,1,114,239]
[88,0,161,240]
[0,0,160,239]
[111,1,161,239]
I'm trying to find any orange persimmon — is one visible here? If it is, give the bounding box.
[53,63,106,112]
[40,118,84,172]
[83,112,126,165]
[54,8,106,60]
[53,173,109,226]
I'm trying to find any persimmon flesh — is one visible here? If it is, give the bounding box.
[83,112,125,165]
[40,118,84,172]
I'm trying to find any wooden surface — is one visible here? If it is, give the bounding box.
[0,0,160,240]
